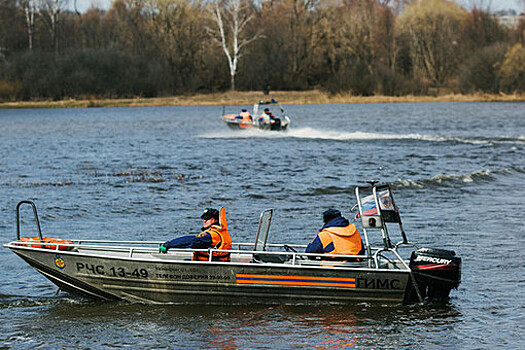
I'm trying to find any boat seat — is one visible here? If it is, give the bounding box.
[253,208,273,252]
[251,253,291,264]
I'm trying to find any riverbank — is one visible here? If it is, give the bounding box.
[1,90,524,108]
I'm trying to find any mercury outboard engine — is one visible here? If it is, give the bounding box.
[409,248,461,300]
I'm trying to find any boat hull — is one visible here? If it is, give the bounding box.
[10,246,414,304]
[222,116,289,131]
[223,119,254,130]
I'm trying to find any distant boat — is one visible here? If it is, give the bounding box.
[222,99,291,131]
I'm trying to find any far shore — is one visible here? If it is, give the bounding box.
[1,90,524,109]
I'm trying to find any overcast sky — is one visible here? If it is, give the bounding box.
[459,0,523,11]
[73,0,523,13]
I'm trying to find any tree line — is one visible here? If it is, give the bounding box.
[0,0,524,101]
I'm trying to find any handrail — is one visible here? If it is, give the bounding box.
[16,201,42,240]
[372,248,412,271]
[394,241,419,250]
[7,240,371,265]
[355,187,373,268]
[50,240,307,250]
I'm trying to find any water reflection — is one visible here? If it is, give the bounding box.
[0,299,460,348]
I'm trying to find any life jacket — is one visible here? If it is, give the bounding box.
[193,207,232,262]
[259,113,271,124]
[240,111,252,123]
[318,221,363,261]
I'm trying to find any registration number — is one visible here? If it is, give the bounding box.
[76,262,148,278]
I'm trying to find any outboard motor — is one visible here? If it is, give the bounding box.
[409,248,461,300]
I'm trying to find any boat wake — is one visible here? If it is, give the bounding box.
[0,294,88,309]
[202,127,525,145]
[393,167,525,189]
[302,168,525,195]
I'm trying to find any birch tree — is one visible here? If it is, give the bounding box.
[39,0,68,54]
[22,0,37,50]
[209,0,260,90]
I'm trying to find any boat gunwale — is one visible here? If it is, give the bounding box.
[3,240,411,274]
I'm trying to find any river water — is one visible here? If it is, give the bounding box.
[0,102,523,348]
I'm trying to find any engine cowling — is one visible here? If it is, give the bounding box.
[409,248,462,300]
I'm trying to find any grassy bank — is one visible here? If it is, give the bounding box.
[1,90,525,109]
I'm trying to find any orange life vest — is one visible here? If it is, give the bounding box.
[318,223,363,260]
[240,111,252,123]
[193,208,232,261]
[259,112,271,124]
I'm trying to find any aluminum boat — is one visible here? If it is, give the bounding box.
[4,184,461,304]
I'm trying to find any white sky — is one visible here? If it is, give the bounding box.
[458,0,523,11]
[73,0,523,13]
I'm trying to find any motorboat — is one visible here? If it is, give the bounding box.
[222,99,291,131]
[4,184,461,304]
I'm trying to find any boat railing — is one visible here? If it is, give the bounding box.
[16,201,43,240]
[394,240,419,250]
[234,242,307,250]
[7,239,379,266]
[373,248,411,270]
[8,235,410,269]
[11,239,306,249]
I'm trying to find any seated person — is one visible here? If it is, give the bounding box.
[159,208,232,261]
[239,109,252,123]
[259,108,281,129]
[305,209,364,261]
[259,108,274,124]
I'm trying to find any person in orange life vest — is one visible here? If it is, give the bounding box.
[305,209,364,261]
[259,108,274,124]
[235,109,252,123]
[159,208,232,261]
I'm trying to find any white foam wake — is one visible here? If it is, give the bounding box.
[202,127,435,140]
[200,127,525,145]
[392,168,520,189]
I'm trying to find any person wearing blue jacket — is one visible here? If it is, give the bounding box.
[159,208,219,252]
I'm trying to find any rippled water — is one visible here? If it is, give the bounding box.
[1,102,524,348]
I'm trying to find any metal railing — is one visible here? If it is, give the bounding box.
[8,239,411,269]
[16,201,43,240]
[11,201,411,269]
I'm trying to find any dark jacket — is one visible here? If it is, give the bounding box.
[163,230,213,249]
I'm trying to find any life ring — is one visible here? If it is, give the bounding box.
[19,237,75,251]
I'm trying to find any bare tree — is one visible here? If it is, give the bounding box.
[38,0,68,54]
[21,0,37,50]
[288,0,322,80]
[398,0,466,89]
[208,0,261,90]
[141,0,206,93]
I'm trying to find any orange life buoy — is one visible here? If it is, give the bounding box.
[19,237,75,251]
